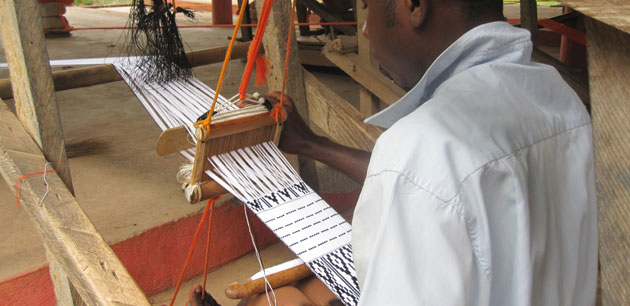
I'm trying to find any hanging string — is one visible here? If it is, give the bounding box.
[244,202,277,306]
[201,196,220,300]
[168,200,212,306]
[15,167,57,208]
[270,0,298,123]
[194,0,249,133]
[238,0,275,100]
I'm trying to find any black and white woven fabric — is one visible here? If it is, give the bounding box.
[208,142,361,305]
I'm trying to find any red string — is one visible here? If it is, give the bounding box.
[57,1,72,31]
[201,196,219,300]
[66,22,357,31]
[15,169,57,208]
[168,200,212,306]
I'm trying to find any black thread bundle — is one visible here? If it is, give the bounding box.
[124,0,195,83]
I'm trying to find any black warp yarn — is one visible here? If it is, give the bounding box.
[124,0,195,83]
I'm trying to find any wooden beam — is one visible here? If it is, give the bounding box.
[0,42,252,100]
[258,0,320,191]
[0,0,73,193]
[0,100,150,306]
[585,17,630,306]
[299,49,335,68]
[563,0,630,34]
[323,47,405,106]
[304,70,381,151]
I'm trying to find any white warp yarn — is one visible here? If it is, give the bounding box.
[207,142,361,305]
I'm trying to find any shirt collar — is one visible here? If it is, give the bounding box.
[365,21,533,129]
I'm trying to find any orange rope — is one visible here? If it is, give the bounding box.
[15,169,57,208]
[201,196,219,299]
[271,0,298,123]
[168,200,212,306]
[194,0,249,133]
[67,22,357,31]
[238,0,275,100]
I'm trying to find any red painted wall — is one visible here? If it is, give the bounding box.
[0,190,360,305]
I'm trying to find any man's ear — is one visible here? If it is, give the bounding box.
[407,0,428,28]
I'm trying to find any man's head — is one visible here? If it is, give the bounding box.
[362,0,503,89]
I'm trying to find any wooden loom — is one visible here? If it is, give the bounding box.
[156,101,285,204]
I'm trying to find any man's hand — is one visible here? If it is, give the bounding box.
[263,91,372,184]
[263,91,321,156]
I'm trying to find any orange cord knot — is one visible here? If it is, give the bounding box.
[194,116,212,135]
[270,103,286,124]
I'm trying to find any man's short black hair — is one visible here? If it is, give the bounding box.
[382,0,503,27]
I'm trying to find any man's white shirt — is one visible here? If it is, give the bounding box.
[353,22,597,306]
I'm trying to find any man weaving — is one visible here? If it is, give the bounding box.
[192,0,597,304]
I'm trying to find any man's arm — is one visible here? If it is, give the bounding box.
[265,91,371,184]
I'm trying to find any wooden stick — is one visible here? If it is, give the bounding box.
[225,263,313,299]
[0,42,252,100]
[185,180,228,204]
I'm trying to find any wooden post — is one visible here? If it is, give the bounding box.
[0,0,76,303]
[237,0,253,41]
[212,0,234,25]
[0,1,149,304]
[0,0,73,193]
[520,0,538,44]
[585,17,630,306]
[257,0,320,191]
[0,100,151,306]
[356,0,382,117]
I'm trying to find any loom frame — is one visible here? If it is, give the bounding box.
[3,0,625,304]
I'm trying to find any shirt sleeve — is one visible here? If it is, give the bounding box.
[353,171,485,306]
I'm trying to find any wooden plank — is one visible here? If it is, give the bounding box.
[299,49,335,68]
[0,0,73,193]
[563,0,630,34]
[304,70,381,151]
[258,0,320,191]
[323,47,405,106]
[0,42,252,100]
[46,245,77,306]
[0,101,150,306]
[585,17,630,306]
